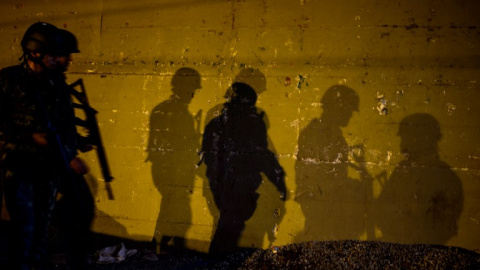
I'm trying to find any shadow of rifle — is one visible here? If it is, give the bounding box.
[349,144,375,240]
[70,79,114,200]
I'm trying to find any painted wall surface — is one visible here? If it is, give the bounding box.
[0,0,479,252]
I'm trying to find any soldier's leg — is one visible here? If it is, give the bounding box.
[31,164,58,269]
[57,173,94,269]
[3,169,35,270]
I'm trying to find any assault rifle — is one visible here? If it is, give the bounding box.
[69,79,114,200]
[33,84,85,206]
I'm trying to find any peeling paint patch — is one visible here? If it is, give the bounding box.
[396,90,404,101]
[303,157,321,164]
[334,153,343,164]
[290,119,299,128]
[446,103,456,115]
[272,223,279,237]
[386,151,392,163]
[376,92,388,115]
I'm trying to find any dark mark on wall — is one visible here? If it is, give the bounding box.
[297,75,305,89]
[380,24,398,28]
[405,23,419,30]
[379,24,477,30]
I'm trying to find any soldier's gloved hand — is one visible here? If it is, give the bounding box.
[70,157,89,175]
[78,136,94,152]
[79,144,94,152]
[32,132,49,146]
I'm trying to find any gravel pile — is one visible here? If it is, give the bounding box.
[239,240,480,270]
[93,240,480,270]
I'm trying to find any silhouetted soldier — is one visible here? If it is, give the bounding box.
[201,68,283,249]
[146,67,201,253]
[202,82,286,254]
[50,28,95,270]
[375,113,463,244]
[0,22,88,270]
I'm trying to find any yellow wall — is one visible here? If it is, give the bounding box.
[1,0,479,252]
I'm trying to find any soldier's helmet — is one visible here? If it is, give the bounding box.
[398,113,442,142]
[231,82,257,106]
[21,22,59,56]
[53,29,80,56]
[320,85,359,112]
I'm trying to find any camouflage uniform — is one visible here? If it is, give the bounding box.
[0,63,78,270]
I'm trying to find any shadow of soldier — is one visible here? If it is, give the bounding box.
[373,113,463,245]
[145,67,202,253]
[295,85,368,242]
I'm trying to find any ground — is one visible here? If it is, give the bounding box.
[89,240,480,270]
[1,220,479,269]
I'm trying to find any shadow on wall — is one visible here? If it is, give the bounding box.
[145,68,202,253]
[374,113,463,244]
[83,174,127,247]
[201,77,287,255]
[295,85,464,245]
[295,85,369,242]
[81,175,157,253]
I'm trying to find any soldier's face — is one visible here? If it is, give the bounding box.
[41,53,59,70]
[29,52,58,73]
[55,55,71,72]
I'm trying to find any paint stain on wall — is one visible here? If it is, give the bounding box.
[376,92,388,115]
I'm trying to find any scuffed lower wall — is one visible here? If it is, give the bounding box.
[0,0,479,252]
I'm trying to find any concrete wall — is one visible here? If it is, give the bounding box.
[0,0,479,252]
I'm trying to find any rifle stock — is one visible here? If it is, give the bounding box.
[70,79,114,200]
